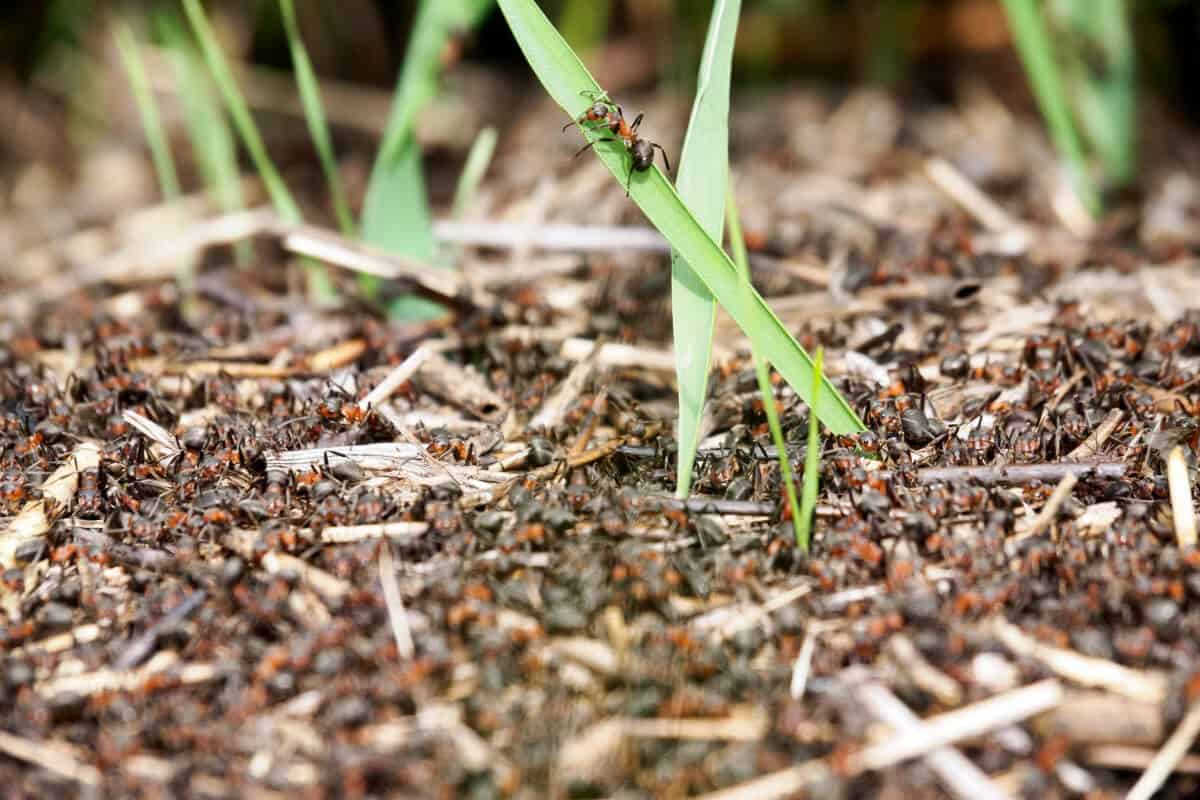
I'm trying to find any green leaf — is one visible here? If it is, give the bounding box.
[728,185,802,545]
[1049,0,1135,187]
[1001,0,1100,214]
[279,0,356,237]
[113,21,181,200]
[451,126,499,220]
[796,347,823,552]
[497,0,864,436]
[672,0,739,499]
[361,0,494,316]
[156,7,250,265]
[181,0,335,300]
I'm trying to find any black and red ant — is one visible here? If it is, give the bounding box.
[564,91,670,194]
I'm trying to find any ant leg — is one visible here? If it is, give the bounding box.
[651,143,671,173]
[630,112,643,133]
[575,137,618,158]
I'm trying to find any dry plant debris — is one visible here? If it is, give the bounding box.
[1,85,1200,798]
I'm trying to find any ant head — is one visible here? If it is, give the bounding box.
[631,139,655,171]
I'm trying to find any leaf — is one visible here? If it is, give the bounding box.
[181,0,335,300]
[279,0,356,236]
[497,0,864,436]
[361,0,494,317]
[113,21,180,200]
[1001,0,1100,214]
[728,185,803,545]
[796,347,824,552]
[672,0,739,498]
[156,7,250,265]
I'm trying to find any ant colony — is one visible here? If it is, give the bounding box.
[563,90,671,194]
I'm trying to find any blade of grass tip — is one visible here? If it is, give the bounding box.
[728,185,802,542]
[450,126,498,220]
[362,0,494,317]
[796,347,824,552]
[181,0,335,301]
[1052,0,1135,187]
[672,0,740,500]
[279,0,355,237]
[1000,0,1099,215]
[113,18,200,321]
[497,0,864,436]
[113,21,181,201]
[156,8,251,266]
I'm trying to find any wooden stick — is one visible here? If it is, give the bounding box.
[1167,445,1197,549]
[1126,697,1200,800]
[849,680,1062,772]
[321,521,430,545]
[846,675,1012,800]
[379,544,414,660]
[989,618,1167,704]
[1067,409,1124,461]
[0,730,102,787]
[1012,472,1078,540]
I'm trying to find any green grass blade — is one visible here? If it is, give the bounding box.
[361,0,494,316]
[497,0,864,436]
[373,0,494,168]
[795,347,823,552]
[279,0,356,236]
[1001,0,1100,214]
[672,0,739,499]
[181,0,297,221]
[728,185,802,543]
[156,8,250,266]
[181,0,334,300]
[451,125,498,219]
[1049,0,1135,187]
[113,21,180,200]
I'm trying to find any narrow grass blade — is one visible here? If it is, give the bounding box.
[361,0,494,315]
[373,0,495,168]
[113,21,180,200]
[156,8,250,265]
[181,0,335,300]
[451,126,498,219]
[279,0,356,236]
[1001,0,1099,214]
[497,0,864,436]
[1049,0,1135,187]
[728,186,802,543]
[672,0,739,499]
[796,347,824,552]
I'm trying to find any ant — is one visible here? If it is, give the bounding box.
[563,91,670,194]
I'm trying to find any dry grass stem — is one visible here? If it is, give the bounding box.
[989,618,1167,704]
[1167,445,1197,549]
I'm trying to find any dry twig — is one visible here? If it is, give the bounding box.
[1125,697,1200,800]
[989,618,1167,704]
[1167,445,1197,549]
[379,543,415,661]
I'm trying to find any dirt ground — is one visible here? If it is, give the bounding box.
[2,82,1200,799]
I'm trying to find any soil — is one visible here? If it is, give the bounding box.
[2,83,1200,799]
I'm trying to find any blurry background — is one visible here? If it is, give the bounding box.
[1,0,1198,262]
[2,1,1198,164]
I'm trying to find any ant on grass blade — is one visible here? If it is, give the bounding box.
[564,90,671,196]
